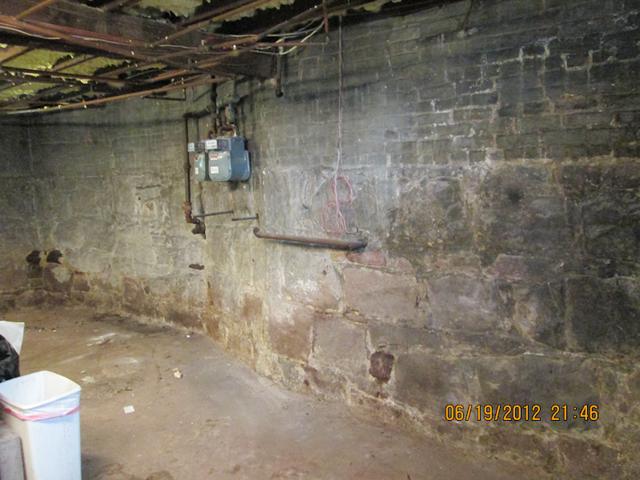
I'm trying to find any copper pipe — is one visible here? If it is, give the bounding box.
[232,215,258,221]
[253,228,367,251]
[193,210,234,218]
[193,0,368,72]
[37,1,330,84]
[0,16,206,75]
[150,0,276,47]
[0,65,135,85]
[0,73,72,85]
[15,0,59,20]
[2,75,224,114]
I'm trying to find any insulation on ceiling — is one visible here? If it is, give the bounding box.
[3,49,72,70]
[224,0,296,21]
[62,57,127,75]
[136,0,296,20]
[0,82,51,101]
[137,0,209,16]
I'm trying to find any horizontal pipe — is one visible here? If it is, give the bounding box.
[2,75,223,114]
[193,210,234,218]
[253,228,367,251]
[232,215,259,222]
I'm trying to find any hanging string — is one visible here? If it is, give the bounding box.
[321,16,354,236]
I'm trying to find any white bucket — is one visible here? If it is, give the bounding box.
[0,371,81,480]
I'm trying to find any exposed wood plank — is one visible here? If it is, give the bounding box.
[0,0,195,46]
[1,74,225,114]
[15,0,61,20]
[1,0,281,78]
[0,15,208,75]
[0,32,123,58]
[100,0,142,12]
[51,54,97,72]
[0,46,31,65]
[151,0,278,46]
[0,64,134,86]
[0,72,76,86]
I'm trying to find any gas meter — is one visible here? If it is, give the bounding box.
[187,136,250,182]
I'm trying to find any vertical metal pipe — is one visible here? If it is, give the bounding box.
[183,116,191,205]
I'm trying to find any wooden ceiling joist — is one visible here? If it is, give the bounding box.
[0,64,133,86]
[15,0,61,20]
[0,0,384,113]
[0,0,276,76]
[100,0,142,12]
[0,46,31,65]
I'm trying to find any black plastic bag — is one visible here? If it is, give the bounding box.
[0,334,19,382]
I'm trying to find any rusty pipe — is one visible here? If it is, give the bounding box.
[193,210,234,218]
[253,228,367,251]
[183,113,205,235]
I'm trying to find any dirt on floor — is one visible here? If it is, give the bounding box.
[2,306,545,480]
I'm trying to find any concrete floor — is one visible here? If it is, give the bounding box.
[3,306,541,480]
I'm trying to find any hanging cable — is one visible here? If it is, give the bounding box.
[321,15,353,236]
[250,21,325,56]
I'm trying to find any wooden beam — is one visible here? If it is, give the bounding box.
[100,0,141,12]
[0,1,197,47]
[2,75,225,114]
[0,15,207,75]
[0,72,80,86]
[0,4,254,78]
[0,46,30,65]
[15,0,60,20]
[0,65,133,86]
[150,0,278,47]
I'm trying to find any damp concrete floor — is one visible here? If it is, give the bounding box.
[3,306,543,480]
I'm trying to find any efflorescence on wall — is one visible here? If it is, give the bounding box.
[1,0,640,477]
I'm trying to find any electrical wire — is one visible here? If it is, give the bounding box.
[250,21,325,56]
[321,16,353,236]
[0,23,60,40]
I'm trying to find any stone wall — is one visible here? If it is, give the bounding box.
[0,122,39,303]
[1,0,639,477]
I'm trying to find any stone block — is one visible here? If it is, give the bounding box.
[394,352,479,412]
[486,254,553,282]
[345,249,387,268]
[426,274,502,332]
[557,437,622,479]
[71,272,90,292]
[512,282,566,349]
[388,174,473,257]
[343,268,422,323]
[368,323,433,351]
[312,317,367,378]
[476,355,600,429]
[268,307,314,362]
[565,276,640,353]
[473,165,571,263]
[279,248,342,311]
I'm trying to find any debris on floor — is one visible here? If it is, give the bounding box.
[1,306,544,480]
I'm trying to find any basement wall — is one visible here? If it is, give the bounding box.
[1,0,639,477]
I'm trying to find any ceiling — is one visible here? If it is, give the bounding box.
[0,0,449,115]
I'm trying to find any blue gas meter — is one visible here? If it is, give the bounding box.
[188,137,250,182]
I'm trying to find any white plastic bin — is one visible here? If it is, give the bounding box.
[0,371,81,480]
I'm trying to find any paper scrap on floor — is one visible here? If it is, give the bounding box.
[0,321,24,354]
